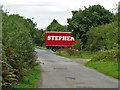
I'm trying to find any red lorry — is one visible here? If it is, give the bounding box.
[45,32,76,51]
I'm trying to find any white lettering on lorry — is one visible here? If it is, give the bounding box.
[47,36,75,41]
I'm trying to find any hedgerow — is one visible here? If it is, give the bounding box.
[2,10,37,88]
[86,22,118,51]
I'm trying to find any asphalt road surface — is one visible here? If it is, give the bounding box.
[36,49,118,88]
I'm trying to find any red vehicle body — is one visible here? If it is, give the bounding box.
[45,32,76,51]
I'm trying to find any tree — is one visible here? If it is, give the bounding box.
[68,5,114,48]
[46,19,68,32]
[86,22,118,51]
[34,29,45,46]
[24,18,38,39]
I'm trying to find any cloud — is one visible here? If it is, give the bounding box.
[1,0,119,29]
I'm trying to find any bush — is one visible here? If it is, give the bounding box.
[73,39,82,51]
[86,22,118,51]
[2,11,37,87]
[91,50,117,62]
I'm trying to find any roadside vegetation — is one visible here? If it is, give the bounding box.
[85,21,119,79]
[12,64,40,88]
[86,59,118,79]
[2,8,40,88]
[86,50,119,79]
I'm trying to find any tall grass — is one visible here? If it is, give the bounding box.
[86,60,119,79]
[12,64,40,88]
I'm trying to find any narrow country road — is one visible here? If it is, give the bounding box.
[36,49,118,88]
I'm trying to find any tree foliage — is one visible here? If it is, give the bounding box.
[68,5,114,48]
[46,19,68,32]
[86,22,118,51]
[34,29,45,46]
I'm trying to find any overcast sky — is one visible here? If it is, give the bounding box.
[0,0,119,29]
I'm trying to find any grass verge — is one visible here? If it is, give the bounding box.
[55,50,95,59]
[12,64,40,88]
[86,60,119,79]
[77,51,96,59]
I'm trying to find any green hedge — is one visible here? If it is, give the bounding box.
[86,22,118,51]
[2,10,37,87]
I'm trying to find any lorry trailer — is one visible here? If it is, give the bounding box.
[45,32,76,52]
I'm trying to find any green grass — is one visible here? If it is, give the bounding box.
[78,51,96,59]
[12,64,40,88]
[55,50,95,59]
[86,60,119,79]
